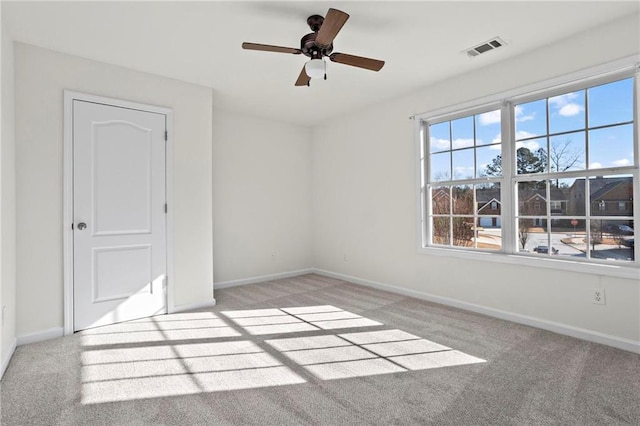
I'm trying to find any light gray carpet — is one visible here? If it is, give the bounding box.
[2,274,639,425]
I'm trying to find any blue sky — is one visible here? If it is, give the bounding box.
[430,77,634,181]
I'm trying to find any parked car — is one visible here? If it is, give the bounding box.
[617,225,634,235]
[533,245,559,254]
[621,238,634,248]
[604,224,634,235]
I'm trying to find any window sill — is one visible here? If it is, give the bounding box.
[418,246,640,280]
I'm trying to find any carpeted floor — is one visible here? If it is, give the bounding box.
[1,274,639,425]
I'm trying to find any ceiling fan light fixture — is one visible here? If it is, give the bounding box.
[305,58,325,79]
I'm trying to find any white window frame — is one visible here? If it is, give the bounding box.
[415,57,640,279]
[422,103,504,251]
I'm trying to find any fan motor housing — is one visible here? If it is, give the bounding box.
[300,33,333,58]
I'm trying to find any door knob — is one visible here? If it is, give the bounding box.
[77,222,87,230]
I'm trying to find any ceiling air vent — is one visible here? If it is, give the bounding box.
[464,37,506,58]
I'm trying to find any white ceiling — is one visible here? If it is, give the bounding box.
[4,1,639,126]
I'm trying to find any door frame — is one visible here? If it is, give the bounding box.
[63,91,174,335]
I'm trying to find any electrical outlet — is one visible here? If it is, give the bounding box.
[592,289,606,305]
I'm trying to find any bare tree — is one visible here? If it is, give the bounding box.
[590,220,603,253]
[430,186,474,247]
[518,218,533,250]
[550,139,582,173]
[451,186,475,247]
[549,139,583,187]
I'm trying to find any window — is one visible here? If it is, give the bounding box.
[421,70,637,267]
[426,108,502,250]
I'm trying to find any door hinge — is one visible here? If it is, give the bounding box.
[164,203,168,213]
[165,131,168,141]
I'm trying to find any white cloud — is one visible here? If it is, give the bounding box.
[515,130,537,140]
[558,103,584,117]
[478,110,500,126]
[515,140,541,151]
[430,137,449,150]
[612,158,631,167]
[549,92,578,107]
[589,162,603,169]
[454,166,475,179]
[452,138,474,149]
[549,92,584,117]
[515,105,535,122]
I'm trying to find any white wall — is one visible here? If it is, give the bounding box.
[212,110,312,284]
[312,15,640,345]
[1,9,18,375]
[14,43,213,336]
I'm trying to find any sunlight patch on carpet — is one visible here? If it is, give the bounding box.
[80,306,485,403]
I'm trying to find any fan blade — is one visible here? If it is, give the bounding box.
[295,66,310,87]
[242,42,301,55]
[315,8,349,47]
[329,53,385,71]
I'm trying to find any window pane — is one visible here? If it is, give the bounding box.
[452,148,474,180]
[431,186,450,215]
[550,132,585,172]
[476,221,502,250]
[517,218,535,252]
[476,183,501,214]
[564,178,587,216]
[517,181,546,216]
[549,90,585,134]
[475,109,501,146]
[588,78,634,127]
[549,180,571,216]
[476,145,501,178]
[451,116,474,149]
[589,219,634,262]
[430,152,451,181]
[515,99,547,139]
[452,185,474,215]
[429,122,450,153]
[588,124,634,169]
[518,218,549,253]
[589,175,633,217]
[550,220,586,259]
[452,217,474,248]
[432,217,450,245]
[515,142,547,174]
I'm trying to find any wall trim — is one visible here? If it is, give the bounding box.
[16,327,64,347]
[214,268,315,289]
[1,338,17,379]
[172,299,217,313]
[312,268,640,354]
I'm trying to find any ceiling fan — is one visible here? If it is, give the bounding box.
[242,8,385,87]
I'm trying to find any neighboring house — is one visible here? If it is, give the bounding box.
[568,177,634,217]
[476,187,501,228]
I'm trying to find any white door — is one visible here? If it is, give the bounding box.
[73,100,167,331]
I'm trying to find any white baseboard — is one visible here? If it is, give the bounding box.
[313,268,640,354]
[16,327,64,347]
[1,338,17,379]
[214,268,314,289]
[172,299,217,313]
